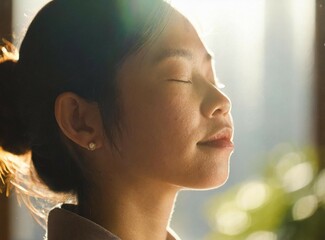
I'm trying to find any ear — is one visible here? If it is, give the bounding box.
[54,92,104,151]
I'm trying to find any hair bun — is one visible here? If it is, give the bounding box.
[0,60,30,155]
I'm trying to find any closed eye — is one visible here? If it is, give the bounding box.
[167,79,193,84]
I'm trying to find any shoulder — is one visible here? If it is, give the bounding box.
[47,205,120,240]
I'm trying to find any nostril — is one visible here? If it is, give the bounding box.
[201,83,232,118]
[210,91,231,117]
[212,105,229,117]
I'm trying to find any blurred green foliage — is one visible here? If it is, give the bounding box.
[205,144,325,240]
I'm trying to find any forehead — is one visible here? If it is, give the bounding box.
[143,9,210,64]
[116,9,212,80]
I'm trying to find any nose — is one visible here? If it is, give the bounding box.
[201,85,231,118]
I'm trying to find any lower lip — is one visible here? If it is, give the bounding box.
[199,139,234,149]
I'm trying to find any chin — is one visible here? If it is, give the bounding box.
[182,166,230,191]
[198,174,229,190]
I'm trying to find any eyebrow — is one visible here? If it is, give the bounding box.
[153,48,213,64]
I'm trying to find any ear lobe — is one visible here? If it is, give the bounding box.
[54,92,104,150]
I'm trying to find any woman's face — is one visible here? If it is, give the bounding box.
[111,9,234,190]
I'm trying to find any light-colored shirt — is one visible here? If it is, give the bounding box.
[47,204,180,240]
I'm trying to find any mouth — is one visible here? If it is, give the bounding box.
[198,128,234,149]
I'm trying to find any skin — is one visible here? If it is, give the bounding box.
[55,8,233,240]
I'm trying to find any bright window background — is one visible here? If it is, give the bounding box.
[10,0,315,239]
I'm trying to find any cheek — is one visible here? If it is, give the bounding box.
[132,95,195,143]
[119,83,200,170]
[117,79,231,189]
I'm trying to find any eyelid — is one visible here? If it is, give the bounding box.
[167,79,193,84]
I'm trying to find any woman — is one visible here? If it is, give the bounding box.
[0,0,234,239]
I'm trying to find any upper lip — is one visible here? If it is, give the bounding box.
[198,127,233,144]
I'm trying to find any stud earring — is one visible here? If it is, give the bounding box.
[88,142,96,151]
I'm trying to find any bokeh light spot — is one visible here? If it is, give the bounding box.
[246,231,277,240]
[292,195,318,221]
[215,205,251,236]
[236,181,269,210]
[314,169,325,203]
[282,162,313,192]
[276,152,302,177]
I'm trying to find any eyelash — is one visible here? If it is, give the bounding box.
[167,79,225,89]
[167,79,193,84]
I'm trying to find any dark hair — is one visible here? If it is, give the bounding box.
[0,0,171,195]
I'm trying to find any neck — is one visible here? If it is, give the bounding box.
[78,173,179,240]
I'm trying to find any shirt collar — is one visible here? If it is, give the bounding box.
[47,204,180,240]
